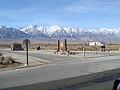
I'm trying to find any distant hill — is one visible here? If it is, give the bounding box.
[0,25,120,43]
[0,26,30,39]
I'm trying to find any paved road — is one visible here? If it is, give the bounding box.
[0,49,120,90]
[1,49,120,64]
[80,80,114,90]
[1,49,79,64]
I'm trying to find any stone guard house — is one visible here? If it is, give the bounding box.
[11,43,23,51]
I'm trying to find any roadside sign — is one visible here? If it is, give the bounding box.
[23,39,31,66]
[23,39,31,47]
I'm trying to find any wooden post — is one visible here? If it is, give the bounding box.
[23,39,30,66]
[108,47,110,56]
[83,47,85,58]
[26,39,29,65]
[65,39,67,51]
[58,40,60,51]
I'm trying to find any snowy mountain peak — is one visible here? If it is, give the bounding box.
[0,25,120,42]
[0,25,11,29]
[49,25,62,32]
[23,25,39,30]
[0,25,3,29]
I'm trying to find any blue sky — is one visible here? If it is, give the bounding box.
[0,0,120,29]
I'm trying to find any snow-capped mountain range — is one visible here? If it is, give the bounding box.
[0,25,120,41]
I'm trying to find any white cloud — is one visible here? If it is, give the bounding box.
[65,0,120,13]
[0,6,37,17]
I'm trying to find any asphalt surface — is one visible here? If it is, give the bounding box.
[1,49,119,64]
[0,49,120,90]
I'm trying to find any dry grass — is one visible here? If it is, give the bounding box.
[0,56,14,65]
[0,44,11,48]
[0,56,4,64]
[0,39,119,51]
[28,44,120,51]
[0,53,2,56]
[0,56,20,69]
[2,56,15,65]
